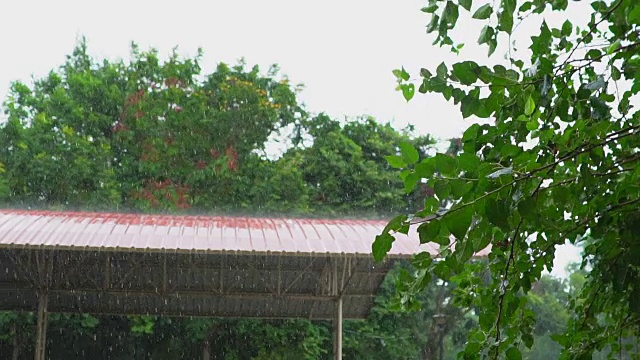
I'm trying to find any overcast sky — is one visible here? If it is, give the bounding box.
[0,0,594,277]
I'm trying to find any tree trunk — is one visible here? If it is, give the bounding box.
[423,335,438,360]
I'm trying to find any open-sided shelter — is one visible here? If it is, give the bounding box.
[0,209,489,359]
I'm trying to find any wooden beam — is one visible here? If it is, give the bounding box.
[5,286,376,301]
[2,304,369,320]
[282,259,317,295]
[0,281,381,298]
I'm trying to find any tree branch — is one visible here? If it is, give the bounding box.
[493,217,525,359]
[559,0,624,71]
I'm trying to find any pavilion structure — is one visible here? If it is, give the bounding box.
[0,209,489,359]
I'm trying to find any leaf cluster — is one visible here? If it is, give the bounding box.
[379,0,640,358]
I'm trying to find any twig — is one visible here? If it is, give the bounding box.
[530,125,640,177]
[607,197,640,212]
[560,0,624,71]
[410,180,518,226]
[493,217,524,358]
[593,168,634,177]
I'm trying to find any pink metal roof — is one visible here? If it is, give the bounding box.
[0,209,489,257]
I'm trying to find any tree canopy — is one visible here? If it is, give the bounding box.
[376,0,640,358]
[0,39,432,217]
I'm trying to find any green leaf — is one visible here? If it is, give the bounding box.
[373,233,394,261]
[461,92,480,118]
[459,0,472,11]
[506,347,523,360]
[607,39,621,55]
[478,308,496,330]
[435,153,457,176]
[383,215,408,234]
[611,66,621,81]
[524,95,535,116]
[478,25,494,45]
[427,14,440,33]
[498,0,516,34]
[485,198,510,230]
[488,38,498,56]
[432,233,451,246]
[450,179,474,198]
[411,252,433,268]
[630,4,640,24]
[434,180,451,200]
[444,206,473,239]
[401,83,415,101]
[522,333,535,348]
[392,67,410,81]
[386,155,406,169]
[420,68,432,78]
[552,0,568,10]
[436,62,448,79]
[561,20,572,36]
[462,123,480,143]
[472,4,493,19]
[421,4,439,13]
[423,197,440,215]
[415,158,436,178]
[452,61,480,85]
[517,197,537,220]
[418,220,442,244]
[457,153,481,171]
[443,1,460,27]
[526,120,539,131]
[419,79,431,93]
[398,141,419,164]
[404,172,421,193]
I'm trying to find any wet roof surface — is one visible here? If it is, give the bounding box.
[0,209,441,257]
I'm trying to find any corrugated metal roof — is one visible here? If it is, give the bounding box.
[0,209,490,319]
[0,209,450,257]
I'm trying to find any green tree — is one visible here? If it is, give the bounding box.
[376,0,640,358]
[0,40,304,212]
[288,114,435,216]
[344,262,478,360]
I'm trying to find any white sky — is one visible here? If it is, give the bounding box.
[0,0,593,277]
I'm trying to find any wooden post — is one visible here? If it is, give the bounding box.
[34,288,49,360]
[333,296,343,360]
[332,258,342,360]
[11,322,19,360]
[34,251,53,360]
[202,339,211,360]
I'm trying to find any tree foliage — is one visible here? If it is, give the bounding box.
[378,0,640,358]
[1,39,305,211]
